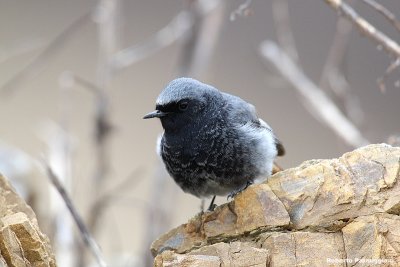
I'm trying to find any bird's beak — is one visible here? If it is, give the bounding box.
[143,110,168,119]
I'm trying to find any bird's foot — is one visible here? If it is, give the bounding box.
[227,180,253,200]
[200,196,217,212]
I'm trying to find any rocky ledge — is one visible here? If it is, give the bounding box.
[0,174,56,267]
[152,144,400,267]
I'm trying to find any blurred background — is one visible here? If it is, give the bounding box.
[0,0,399,266]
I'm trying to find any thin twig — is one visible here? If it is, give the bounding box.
[361,0,400,33]
[74,75,103,95]
[0,38,46,65]
[59,71,114,151]
[113,0,223,75]
[377,58,400,92]
[44,163,107,267]
[97,168,143,201]
[60,71,116,148]
[59,71,103,95]
[319,15,353,92]
[260,41,370,148]
[178,0,225,77]
[0,12,91,95]
[84,1,119,246]
[319,5,365,125]
[89,168,143,225]
[92,0,119,188]
[111,11,193,70]
[230,0,253,21]
[95,0,120,86]
[73,3,118,266]
[271,0,299,63]
[323,0,400,58]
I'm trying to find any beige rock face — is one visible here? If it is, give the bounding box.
[152,144,400,266]
[0,174,56,267]
[154,242,270,267]
[268,144,400,230]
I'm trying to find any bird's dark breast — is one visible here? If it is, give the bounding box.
[160,125,257,197]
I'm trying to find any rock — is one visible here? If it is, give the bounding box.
[154,250,221,267]
[151,183,290,255]
[0,174,56,267]
[152,144,400,266]
[268,143,400,230]
[155,242,270,267]
[259,232,346,266]
[342,213,400,266]
[231,184,290,233]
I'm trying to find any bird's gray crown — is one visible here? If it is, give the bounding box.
[156,77,219,106]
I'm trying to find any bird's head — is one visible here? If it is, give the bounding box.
[143,77,220,133]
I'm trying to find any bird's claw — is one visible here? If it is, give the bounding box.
[227,190,238,200]
[227,181,253,200]
[207,203,217,211]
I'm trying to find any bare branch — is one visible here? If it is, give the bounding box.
[99,168,143,200]
[377,58,400,92]
[178,0,225,77]
[361,0,400,33]
[230,0,253,21]
[113,0,224,75]
[88,168,143,231]
[319,9,365,125]
[59,71,102,95]
[0,38,46,65]
[323,0,400,58]
[271,0,299,63]
[0,12,91,95]
[92,1,118,184]
[260,41,370,148]
[60,72,114,147]
[358,0,400,91]
[72,3,119,266]
[44,163,107,267]
[319,16,353,91]
[59,71,114,147]
[94,0,121,86]
[111,11,193,70]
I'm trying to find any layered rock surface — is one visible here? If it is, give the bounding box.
[152,144,400,266]
[0,174,56,267]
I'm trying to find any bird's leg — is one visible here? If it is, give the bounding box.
[227,180,253,200]
[196,196,217,235]
[207,195,217,211]
[200,198,205,212]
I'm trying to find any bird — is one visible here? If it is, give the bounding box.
[144,77,284,210]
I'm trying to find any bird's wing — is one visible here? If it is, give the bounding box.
[221,92,258,124]
[223,92,286,157]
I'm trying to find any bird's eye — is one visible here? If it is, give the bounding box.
[178,101,188,111]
